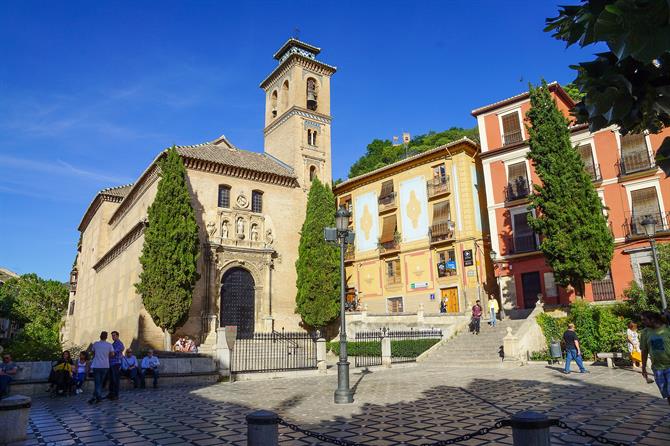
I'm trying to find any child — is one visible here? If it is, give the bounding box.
[627,322,642,368]
[74,352,89,394]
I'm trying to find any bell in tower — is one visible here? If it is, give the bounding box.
[306,78,318,111]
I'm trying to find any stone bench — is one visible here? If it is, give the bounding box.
[596,352,624,368]
[0,395,31,444]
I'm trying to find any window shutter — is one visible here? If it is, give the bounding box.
[631,187,661,218]
[380,180,394,197]
[507,162,527,181]
[432,201,450,223]
[621,134,647,155]
[578,144,594,169]
[513,212,532,235]
[381,215,397,243]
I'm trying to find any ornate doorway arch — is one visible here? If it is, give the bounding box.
[220,267,255,338]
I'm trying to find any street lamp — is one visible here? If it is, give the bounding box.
[641,215,667,311]
[489,250,506,320]
[324,205,355,404]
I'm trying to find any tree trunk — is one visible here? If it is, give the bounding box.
[163,329,172,352]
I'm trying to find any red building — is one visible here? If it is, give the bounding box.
[473,83,670,309]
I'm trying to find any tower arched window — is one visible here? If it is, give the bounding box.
[309,165,317,182]
[306,78,318,111]
[271,90,278,118]
[281,80,289,110]
[307,129,318,146]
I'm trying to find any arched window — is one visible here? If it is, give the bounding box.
[307,129,318,146]
[306,78,318,111]
[271,90,278,118]
[309,165,317,182]
[281,80,289,110]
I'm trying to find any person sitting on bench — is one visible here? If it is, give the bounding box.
[121,349,141,388]
[0,354,18,398]
[140,350,160,389]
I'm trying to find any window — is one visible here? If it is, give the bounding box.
[577,143,599,181]
[620,133,652,174]
[68,300,75,316]
[506,162,529,201]
[307,129,317,146]
[252,190,263,213]
[512,211,537,253]
[378,180,395,207]
[380,214,398,250]
[309,165,317,181]
[306,78,318,111]
[387,296,404,313]
[437,249,457,277]
[432,164,447,184]
[218,185,231,208]
[630,187,662,235]
[501,111,523,145]
[430,201,454,242]
[281,80,289,110]
[386,259,401,286]
[592,269,616,301]
[271,90,278,118]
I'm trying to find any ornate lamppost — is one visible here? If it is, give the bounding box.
[641,215,667,311]
[324,205,355,404]
[488,250,506,320]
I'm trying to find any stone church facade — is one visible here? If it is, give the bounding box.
[62,39,336,351]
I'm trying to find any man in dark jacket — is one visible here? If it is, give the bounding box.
[563,323,588,374]
[471,300,483,335]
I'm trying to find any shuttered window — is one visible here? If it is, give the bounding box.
[432,164,447,183]
[380,180,394,198]
[381,215,397,243]
[507,162,529,200]
[387,297,404,313]
[512,211,536,252]
[631,187,661,219]
[578,143,596,177]
[507,162,527,182]
[501,111,523,145]
[218,185,230,208]
[432,201,451,223]
[386,259,402,285]
[620,134,651,173]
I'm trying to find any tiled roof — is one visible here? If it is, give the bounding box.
[174,135,296,178]
[99,184,134,198]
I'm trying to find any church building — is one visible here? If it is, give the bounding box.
[62,39,336,351]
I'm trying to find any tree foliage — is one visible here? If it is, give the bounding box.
[0,274,69,360]
[526,81,614,296]
[135,147,200,334]
[546,0,670,135]
[617,242,670,318]
[348,127,479,178]
[295,178,340,329]
[563,82,585,102]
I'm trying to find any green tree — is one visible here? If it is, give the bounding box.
[619,242,670,317]
[546,0,670,135]
[563,82,585,102]
[295,178,340,329]
[135,147,200,348]
[348,127,478,178]
[526,81,614,297]
[1,274,69,360]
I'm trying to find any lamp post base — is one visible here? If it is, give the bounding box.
[334,360,354,404]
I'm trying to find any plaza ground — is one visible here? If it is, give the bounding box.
[14,362,670,445]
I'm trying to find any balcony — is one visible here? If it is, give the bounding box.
[427,178,450,199]
[585,163,602,182]
[378,192,397,213]
[378,240,400,254]
[502,234,538,255]
[429,221,455,244]
[619,151,655,176]
[505,178,530,202]
[624,211,670,239]
[503,130,523,146]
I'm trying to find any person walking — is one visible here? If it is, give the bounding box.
[107,331,124,400]
[471,300,483,335]
[74,352,89,394]
[640,311,670,406]
[562,323,588,374]
[88,331,114,404]
[488,298,499,328]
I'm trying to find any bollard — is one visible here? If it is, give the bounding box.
[0,395,32,444]
[381,335,392,368]
[246,410,279,446]
[508,411,553,446]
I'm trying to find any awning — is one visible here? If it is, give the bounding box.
[381,214,397,243]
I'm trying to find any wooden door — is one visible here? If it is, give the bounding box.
[441,287,459,313]
[521,272,542,309]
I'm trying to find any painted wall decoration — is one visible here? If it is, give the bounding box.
[399,176,429,242]
[354,191,379,252]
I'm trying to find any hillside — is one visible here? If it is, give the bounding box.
[347,127,479,179]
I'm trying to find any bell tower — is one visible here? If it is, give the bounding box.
[261,39,336,187]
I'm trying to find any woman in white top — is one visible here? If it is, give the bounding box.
[627,321,641,368]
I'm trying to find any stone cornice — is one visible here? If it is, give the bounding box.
[259,54,336,90]
[78,192,126,233]
[264,106,331,136]
[93,221,146,272]
[181,156,299,188]
[109,164,160,228]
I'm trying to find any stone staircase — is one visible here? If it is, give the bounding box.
[421,316,528,367]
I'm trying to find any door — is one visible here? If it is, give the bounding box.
[521,272,542,309]
[441,287,459,313]
[220,267,255,338]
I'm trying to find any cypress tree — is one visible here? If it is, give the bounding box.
[295,178,340,329]
[526,81,614,297]
[135,147,200,347]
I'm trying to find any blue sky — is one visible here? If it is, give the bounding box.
[0,1,598,281]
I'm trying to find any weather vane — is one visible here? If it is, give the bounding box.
[293,27,300,40]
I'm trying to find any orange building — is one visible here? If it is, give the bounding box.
[473,83,670,309]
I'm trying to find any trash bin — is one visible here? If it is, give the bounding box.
[550,341,562,361]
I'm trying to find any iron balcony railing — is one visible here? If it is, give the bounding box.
[624,211,670,238]
[427,178,450,198]
[505,178,530,202]
[619,151,655,176]
[379,240,400,253]
[378,192,397,211]
[503,130,523,146]
[585,163,602,182]
[503,233,538,254]
[429,221,455,243]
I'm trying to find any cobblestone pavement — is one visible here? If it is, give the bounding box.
[13,363,670,445]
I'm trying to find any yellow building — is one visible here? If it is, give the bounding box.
[334,138,493,315]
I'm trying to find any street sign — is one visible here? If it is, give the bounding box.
[463,249,474,266]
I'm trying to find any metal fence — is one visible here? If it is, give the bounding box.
[231,329,317,373]
[352,327,443,367]
[353,329,383,368]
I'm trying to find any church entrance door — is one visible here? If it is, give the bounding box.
[220,267,255,338]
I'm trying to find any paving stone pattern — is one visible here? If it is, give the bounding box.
[12,363,670,445]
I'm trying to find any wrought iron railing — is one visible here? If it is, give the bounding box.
[585,163,602,182]
[378,192,397,211]
[427,178,450,198]
[503,233,538,254]
[503,130,523,146]
[624,211,670,238]
[379,240,400,253]
[429,221,455,243]
[230,329,317,373]
[353,329,383,368]
[387,328,442,364]
[592,276,616,302]
[619,151,655,176]
[505,178,530,201]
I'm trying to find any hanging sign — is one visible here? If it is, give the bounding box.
[463,249,474,267]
